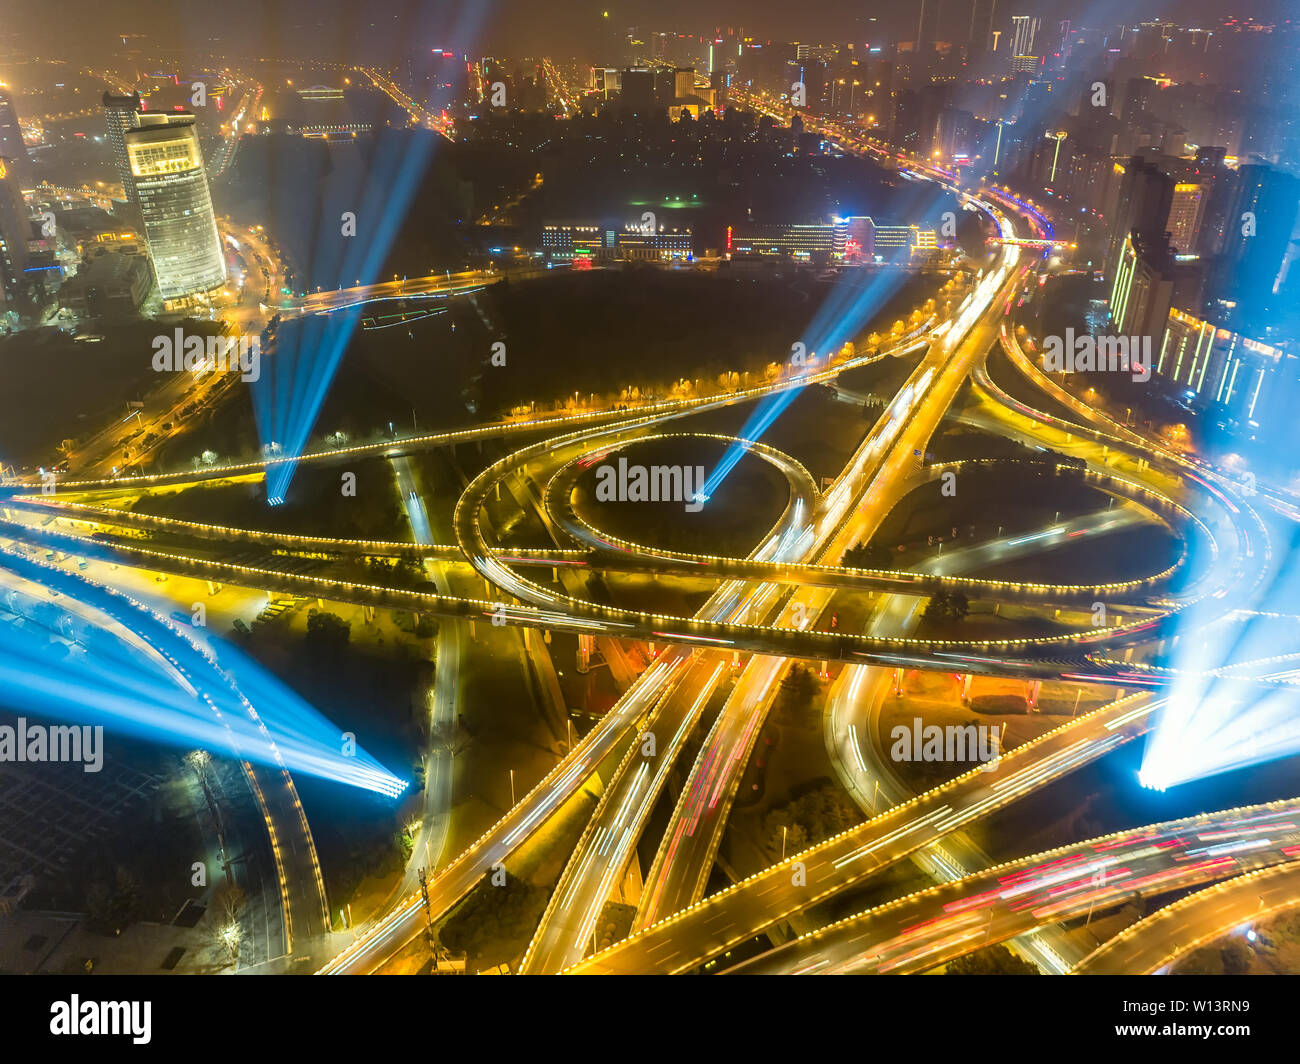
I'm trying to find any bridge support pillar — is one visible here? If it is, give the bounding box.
[960,673,973,705]
[1026,679,1041,711]
[891,668,904,696]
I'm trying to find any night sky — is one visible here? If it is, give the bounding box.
[6,0,1295,65]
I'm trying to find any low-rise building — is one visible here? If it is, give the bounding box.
[614,225,692,262]
[726,217,936,263]
[59,247,152,317]
[541,220,693,263]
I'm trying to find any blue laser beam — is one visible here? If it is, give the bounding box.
[0,548,407,796]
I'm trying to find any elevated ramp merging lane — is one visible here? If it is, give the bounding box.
[725,800,1300,975]
[566,692,1159,974]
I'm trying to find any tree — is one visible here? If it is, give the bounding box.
[923,590,951,623]
[397,550,425,585]
[1220,939,1252,975]
[946,944,1039,975]
[209,884,245,966]
[843,541,889,569]
[594,901,636,953]
[780,664,820,706]
[764,780,861,854]
[214,882,246,926]
[924,589,969,625]
[306,609,351,653]
[85,883,115,927]
[113,865,141,915]
[85,864,141,933]
[437,871,547,971]
[948,591,969,621]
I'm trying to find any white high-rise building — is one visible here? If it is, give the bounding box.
[126,112,226,302]
[1010,14,1040,59]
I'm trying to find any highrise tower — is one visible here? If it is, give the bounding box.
[125,112,226,302]
[103,92,143,203]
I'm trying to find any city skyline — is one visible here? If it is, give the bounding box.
[5,0,1295,62]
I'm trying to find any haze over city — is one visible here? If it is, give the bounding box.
[0,0,1297,1043]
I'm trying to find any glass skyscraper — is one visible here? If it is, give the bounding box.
[0,155,29,310]
[102,92,143,204]
[125,111,226,302]
[0,90,27,169]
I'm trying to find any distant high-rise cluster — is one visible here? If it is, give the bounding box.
[916,0,940,53]
[970,0,997,54]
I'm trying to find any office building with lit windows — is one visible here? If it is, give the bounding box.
[728,222,844,261]
[125,112,226,302]
[541,220,692,263]
[1110,232,1282,425]
[0,156,29,310]
[1009,14,1039,59]
[1159,307,1287,425]
[541,222,612,263]
[1167,181,1207,252]
[102,92,143,204]
[728,217,936,263]
[0,90,28,172]
[615,225,692,261]
[1110,231,1177,349]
